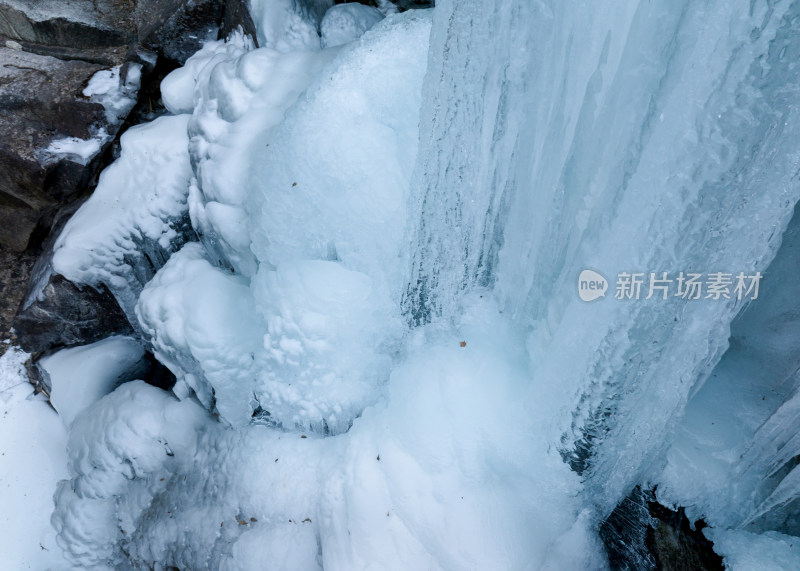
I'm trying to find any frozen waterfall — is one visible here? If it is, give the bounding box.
[27,0,800,568]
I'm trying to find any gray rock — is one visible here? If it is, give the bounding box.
[0,0,254,64]
[1,0,253,356]
[13,272,133,355]
[391,0,434,10]
[221,0,259,46]
[332,0,434,12]
[600,486,725,571]
[0,0,136,51]
[0,46,109,252]
[142,0,224,64]
[0,247,35,346]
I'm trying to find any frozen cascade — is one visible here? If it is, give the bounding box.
[36,0,800,568]
[406,0,800,516]
[656,201,800,536]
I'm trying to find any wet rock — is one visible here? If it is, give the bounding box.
[600,486,658,570]
[600,486,725,570]
[13,273,133,355]
[141,351,177,391]
[332,0,434,11]
[0,46,109,252]
[388,0,435,10]
[0,1,136,53]
[220,0,259,45]
[0,248,35,348]
[140,0,224,64]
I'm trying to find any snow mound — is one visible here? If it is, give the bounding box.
[247,0,324,51]
[57,298,600,569]
[160,32,255,116]
[243,11,431,291]
[136,243,266,425]
[52,381,211,568]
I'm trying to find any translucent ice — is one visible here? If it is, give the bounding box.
[40,336,148,426]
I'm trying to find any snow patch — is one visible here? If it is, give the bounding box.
[0,348,69,569]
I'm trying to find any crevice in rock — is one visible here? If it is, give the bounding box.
[600,486,726,571]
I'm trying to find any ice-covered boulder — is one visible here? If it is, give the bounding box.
[39,336,148,426]
[136,11,431,432]
[320,3,384,48]
[51,113,195,320]
[52,381,212,568]
[246,0,326,51]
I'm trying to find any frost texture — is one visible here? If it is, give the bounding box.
[52,114,194,318]
[138,12,429,431]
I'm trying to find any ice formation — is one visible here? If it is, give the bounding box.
[28,0,800,568]
[51,113,194,318]
[320,3,384,48]
[82,65,142,124]
[42,135,104,166]
[40,336,148,426]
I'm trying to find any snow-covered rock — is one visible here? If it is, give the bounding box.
[320,3,384,48]
[52,113,195,320]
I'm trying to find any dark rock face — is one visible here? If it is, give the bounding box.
[142,0,224,64]
[0,0,246,354]
[333,0,434,11]
[0,0,253,64]
[600,487,658,569]
[0,248,35,351]
[0,0,136,53]
[13,273,133,355]
[600,486,725,571]
[0,46,109,252]
[0,0,252,254]
[221,0,259,45]
[389,0,435,9]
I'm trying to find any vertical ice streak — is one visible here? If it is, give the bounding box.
[405,0,800,515]
[402,0,538,325]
